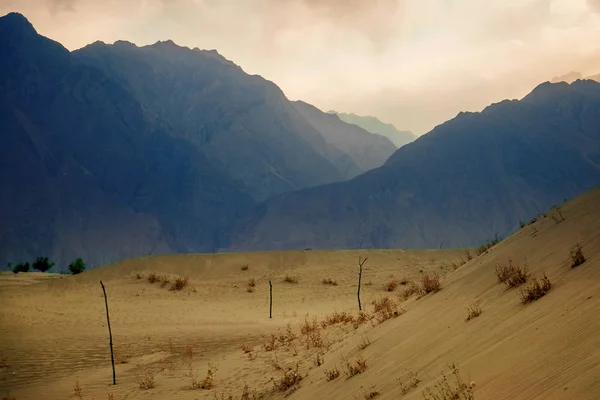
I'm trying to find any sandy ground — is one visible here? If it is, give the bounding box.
[1,186,599,400]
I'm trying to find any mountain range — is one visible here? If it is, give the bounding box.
[2,12,600,269]
[327,111,416,148]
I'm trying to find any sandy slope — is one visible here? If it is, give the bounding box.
[1,187,599,400]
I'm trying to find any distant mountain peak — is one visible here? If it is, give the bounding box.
[551,71,583,84]
[0,12,38,38]
[328,110,416,147]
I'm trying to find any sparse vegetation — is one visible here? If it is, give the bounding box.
[420,273,442,294]
[300,317,323,348]
[325,366,341,381]
[476,234,501,256]
[344,356,368,377]
[248,278,256,287]
[549,205,565,223]
[401,281,420,300]
[32,256,54,272]
[465,301,482,322]
[74,381,83,398]
[496,260,529,288]
[399,277,409,285]
[464,250,473,261]
[147,272,159,283]
[68,258,86,275]
[283,274,299,284]
[137,371,156,390]
[363,387,380,399]
[241,265,249,271]
[385,279,399,292]
[0,354,8,368]
[357,335,371,351]
[519,274,552,304]
[314,353,324,367]
[371,296,403,322]
[322,277,338,286]
[170,276,189,291]
[114,344,132,364]
[422,363,475,400]
[570,244,585,268]
[193,362,219,390]
[11,262,30,274]
[274,364,303,392]
[238,343,252,354]
[322,311,355,327]
[398,369,421,395]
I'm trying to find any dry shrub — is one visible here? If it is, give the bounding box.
[248,278,256,287]
[503,264,529,289]
[464,250,473,261]
[371,297,403,323]
[401,281,420,300]
[137,371,156,390]
[363,388,380,399]
[495,260,520,283]
[277,323,297,346]
[476,234,500,256]
[420,273,442,294]
[422,363,475,400]
[357,335,371,351]
[322,311,355,327]
[325,367,341,381]
[519,274,552,304]
[192,362,218,390]
[74,381,83,399]
[241,265,249,271]
[353,311,373,329]
[399,277,409,285]
[398,370,421,395]
[549,205,565,223]
[322,278,338,286]
[283,274,299,284]
[345,357,368,377]
[159,275,170,288]
[263,334,279,352]
[246,286,255,293]
[314,353,324,367]
[465,302,482,322]
[274,364,303,392]
[135,272,143,280]
[147,272,159,284]
[269,353,282,370]
[239,343,252,354]
[385,279,399,292]
[170,277,189,291]
[300,318,323,348]
[114,344,132,364]
[570,244,585,268]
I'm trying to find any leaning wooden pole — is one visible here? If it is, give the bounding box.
[269,280,273,319]
[357,257,368,311]
[100,280,116,385]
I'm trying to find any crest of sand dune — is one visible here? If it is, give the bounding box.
[1,186,599,400]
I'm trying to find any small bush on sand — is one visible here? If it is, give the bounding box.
[325,367,341,381]
[476,234,500,256]
[465,302,482,322]
[398,369,421,395]
[137,371,156,390]
[363,388,380,399]
[322,278,338,286]
[12,262,30,274]
[549,205,565,224]
[274,364,303,392]
[33,256,54,272]
[322,311,354,327]
[399,277,409,285]
[300,318,323,348]
[246,286,255,293]
[401,281,420,300]
[74,381,83,398]
[371,297,403,323]
[570,244,585,268]
[170,277,189,291]
[283,274,299,284]
[238,343,252,354]
[147,272,159,284]
[241,265,249,271]
[420,273,442,294]
[68,258,86,275]
[464,250,473,261]
[519,274,552,304]
[495,260,519,283]
[345,357,368,378]
[192,362,218,390]
[504,267,529,289]
[248,278,256,287]
[357,335,371,351]
[422,363,475,400]
[385,279,399,292]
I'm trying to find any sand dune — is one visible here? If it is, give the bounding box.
[1,187,599,400]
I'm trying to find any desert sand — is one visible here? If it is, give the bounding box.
[1,187,599,400]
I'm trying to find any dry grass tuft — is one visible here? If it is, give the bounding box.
[241,265,249,271]
[114,344,132,364]
[519,274,552,304]
[357,335,371,351]
[170,277,189,291]
[385,279,399,292]
[398,369,421,395]
[401,281,420,300]
[135,272,143,280]
[248,278,256,287]
[371,297,403,323]
[495,260,519,283]
[300,318,323,348]
[325,366,341,381]
[147,272,159,284]
[274,364,303,392]
[283,274,299,284]
[137,371,156,390]
[476,235,500,256]
[246,286,255,293]
[549,205,565,223]
[322,311,355,327]
[496,260,529,288]
[322,277,338,286]
[420,273,442,294]
[422,363,475,400]
[465,301,482,322]
[74,381,83,399]
[314,353,324,367]
[363,388,380,399]
[345,356,368,378]
[239,343,252,354]
[570,244,585,268]
[263,334,279,352]
[399,277,409,285]
[192,362,219,390]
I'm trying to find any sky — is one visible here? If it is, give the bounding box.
[2,0,600,135]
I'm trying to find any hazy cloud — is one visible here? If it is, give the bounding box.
[1,0,600,134]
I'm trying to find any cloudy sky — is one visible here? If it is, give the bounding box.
[3,0,600,134]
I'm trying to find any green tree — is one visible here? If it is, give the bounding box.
[33,257,55,272]
[12,262,30,274]
[68,258,86,275]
